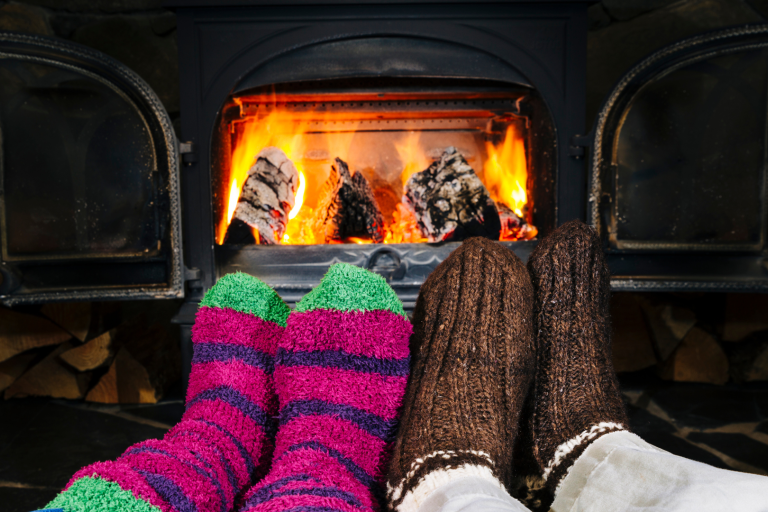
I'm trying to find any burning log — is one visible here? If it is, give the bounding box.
[403,147,500,242]
[225,147,299,245]
[313,158,385,243]
[498,203,524,236]
[498,204,537,241]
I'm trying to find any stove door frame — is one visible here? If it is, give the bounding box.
[0,32,184,304]
[588,24,768,292]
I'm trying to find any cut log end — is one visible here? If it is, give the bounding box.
[403,146,500,243]
[60,329,116,372]
[224,146,299,245]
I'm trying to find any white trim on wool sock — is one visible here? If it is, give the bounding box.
[387,449,498,511]
[390,463,505,512]
[542,422,626,482]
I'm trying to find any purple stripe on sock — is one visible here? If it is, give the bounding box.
[172,429,239,499]
[126,447,227,512]
[279,441,375,490]
[286,309,412,358]
[187,386,276,436]
[245,485,363,508]
[273,416,386,477]
[138,470,198,512]
[243,474,314,507]
[192,418,256,477]
[193,306,283,354]
[280,399,397,442]
[192,343,273,372]
[276,366,406,420]
[186,361,274,413]
[276,348,408,377]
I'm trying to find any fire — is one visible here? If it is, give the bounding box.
[288,169,305,220]
[218,104,535,246]
[395,131,431,187]
[484,124,528,218]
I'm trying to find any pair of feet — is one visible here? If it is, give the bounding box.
[45,219,627,512]
[47,263,413,512]
[387,220,629,510]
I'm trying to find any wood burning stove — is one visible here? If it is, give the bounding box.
[169,0,589,308]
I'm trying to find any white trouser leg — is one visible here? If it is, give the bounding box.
[416,475,531,512]
[552,430,768,512]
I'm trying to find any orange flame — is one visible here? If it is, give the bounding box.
[219,105,535,245]
[288,169,306,220]
[484,124,528,217]
[395,131,431,187]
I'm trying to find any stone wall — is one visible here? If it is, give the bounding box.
[587,0,768,127]
[0,0,178,127]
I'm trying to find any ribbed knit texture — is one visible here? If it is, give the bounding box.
[527,220,628,491]
[386,237,535,511]
[48,272,288,512]
[238,262,412,512]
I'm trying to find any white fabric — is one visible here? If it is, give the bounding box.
[413,431,768,512]
[552,430,768,512]
[418,475,530,512]
[388,450,495,504]
[543,422,625,480]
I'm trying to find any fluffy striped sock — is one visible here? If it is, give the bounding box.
[237,262,412,512]
[45,272,289,512]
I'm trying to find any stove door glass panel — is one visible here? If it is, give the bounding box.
[0,33,182,303]
[1,60,159,259]
[611,47,767,251]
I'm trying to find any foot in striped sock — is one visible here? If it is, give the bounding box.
[45,272,290,512]
[237,263,412,512]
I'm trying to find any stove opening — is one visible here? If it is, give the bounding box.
[213,79,551,247]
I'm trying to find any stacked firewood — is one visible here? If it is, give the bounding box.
[0,302,180,403]
[610,293,768,385]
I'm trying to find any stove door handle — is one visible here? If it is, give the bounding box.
[365,248,406,282]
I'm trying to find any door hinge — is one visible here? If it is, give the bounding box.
[569,134,591,159]
[179,141,198,165]
[184,267,203,291]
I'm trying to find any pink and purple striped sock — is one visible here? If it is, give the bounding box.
[45,272,290,512]
[237,263,412,512]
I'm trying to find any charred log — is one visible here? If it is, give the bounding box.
[403,147,500,242]
[224,147,299,245]
[313,158,385,243]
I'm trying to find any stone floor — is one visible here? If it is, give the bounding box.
[2,373,768,512]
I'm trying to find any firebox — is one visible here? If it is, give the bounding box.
[169,0,587,310]
[209,78,556,305]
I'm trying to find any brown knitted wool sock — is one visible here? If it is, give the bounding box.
[387,237,535,511]
[527,220,629,492]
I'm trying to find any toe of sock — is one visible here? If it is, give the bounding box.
[46,476,161,512]
[295,262,405,317]
[200,272,290,326]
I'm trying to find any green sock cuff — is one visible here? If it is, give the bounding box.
[200,272,290,327]
[295,262,406,317]
[45,476,160,512]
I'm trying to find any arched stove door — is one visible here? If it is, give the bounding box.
[0,32,183,304]
[589,24,768,292]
